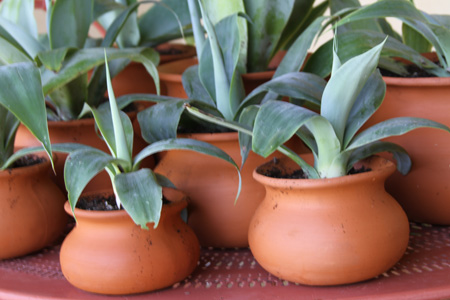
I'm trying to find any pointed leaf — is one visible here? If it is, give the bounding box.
[114,169,162,229]
[182,65,215,106]
[348,117,450,151]
[0,0,37,38]
[0,62,52,166]
[253,100,318,157]
[238,105,258,168]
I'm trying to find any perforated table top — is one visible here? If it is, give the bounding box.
[1,223,450,300]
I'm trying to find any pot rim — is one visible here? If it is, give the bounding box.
[178,131,238,142]
[64,188,188,220]
[0,154,52,177]
[383,75,450,87]
[253,155,396,189]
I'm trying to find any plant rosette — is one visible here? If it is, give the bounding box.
[60,188,199,295]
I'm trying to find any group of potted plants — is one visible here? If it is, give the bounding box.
[0,0,449,296]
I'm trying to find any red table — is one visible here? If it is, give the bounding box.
[1,223,450,300]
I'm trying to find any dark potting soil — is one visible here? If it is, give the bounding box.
[8,155,45,169]
[76,194,170,211]
[157,48,183,56]
[381,63,438,78]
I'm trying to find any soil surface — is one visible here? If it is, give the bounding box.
[8,155,45,169]
[381,63,438,78]
[76,194,169,211]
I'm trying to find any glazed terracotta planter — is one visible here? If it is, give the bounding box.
[249,156,410,286]
[363,68,450,224]
[0,157,67,259]
[59,189,200,295]
[15,114,152,193]
[154,132,303,248]
[112,43,196,97]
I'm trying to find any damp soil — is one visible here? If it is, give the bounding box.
[381,63,439,78]
[8,155,45,169]
[76,194,170,211]
[260,159,371,179]
[157,48,183,56]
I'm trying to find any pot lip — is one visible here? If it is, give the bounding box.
[64,188,188,219]
[253,155,396,188]
[178,131,238,142]
[0,154,52,177]
[383,75,450,87]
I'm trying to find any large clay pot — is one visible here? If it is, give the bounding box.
[364,69,450,224]
[15,114,152,194]
[0,157,67,259]
[112,43,196,97]
[153,132,303,248]
[59,189,200,295]
[249,155,410,286]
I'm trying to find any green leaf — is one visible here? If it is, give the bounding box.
[65,148,122,214]
[238,105,258,168]
[402,22,432,53]
[321,38,385,144]
[0,16,45,58]
[137,99,185,143]
[37,47,74,72]
[0,35,32,64]
[182,65,215,106]
[48,0,93,49]
[252,100,318,158]
[348,117,450,151]
[330,0,382,33]
[0,0,37,38]
[114,169,163,229]
[343,70,385,147]
[0,107,18,167]
[244,0,295,72]
[346,141,411,175]
[0,62,52,168]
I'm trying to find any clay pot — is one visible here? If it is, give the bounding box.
[363,54,450,224]
[112,44,196,97]
[59,189,200,295]
[15,114,152,194]
[153,132,303,248]
[0,157,67,259]
[249,155,410,286]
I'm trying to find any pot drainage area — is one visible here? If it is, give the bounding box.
[0,223,450,300]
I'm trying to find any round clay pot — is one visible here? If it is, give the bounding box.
[153,132,303,248]
[15,114,153,194]
[364,69,450,224]
[59,189,200,295]
[0,157,67,259]
[249,155,410,286]
[112,44,196,97]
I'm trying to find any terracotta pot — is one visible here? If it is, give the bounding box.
[249,155,410,286]
[153,132,304,248]
[15,113,153,194]
[363,56,450,224]
[0,157,67,259]
[59,188,200,295]
[112,44,196,97]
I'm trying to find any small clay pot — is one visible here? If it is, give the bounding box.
[249,155,410,286]
[0,157,67,259]
[59,188,200,295]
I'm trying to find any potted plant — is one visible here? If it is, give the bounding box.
[0,0,161,192]
[96,0,197,96]
[158,0,329,98]
[314,0,450,224]
[125,1,327,248]
[186,37,450,285]
[0,62,67,260]
[42,54,242,295]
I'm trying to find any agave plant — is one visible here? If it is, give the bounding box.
[186,38,450,179]
[0,0,163,121]
[304,0,450,78]
[12,52,241,229]
[0,62,53,170]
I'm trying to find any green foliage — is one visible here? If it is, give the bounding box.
[0,0,161,121]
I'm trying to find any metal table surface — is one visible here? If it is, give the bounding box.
[1,223,450,300]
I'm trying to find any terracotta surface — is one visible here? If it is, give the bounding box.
[153,132,300,248]
[249,156,410,286]
[112,44,196,97]
[0,157,67,259]
[365,74,450,224]
[59,189,200,295]
[15,113,153,194]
